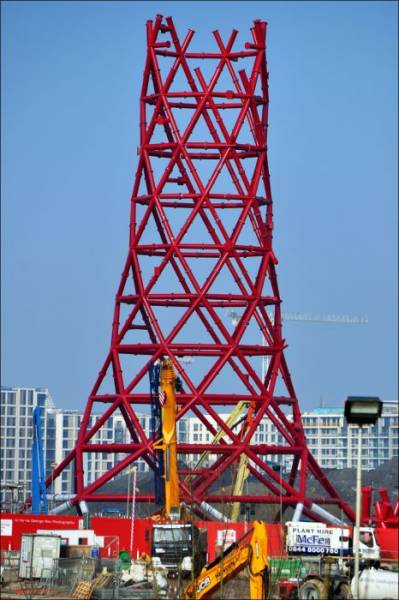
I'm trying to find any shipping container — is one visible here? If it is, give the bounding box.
[18,534,61,579]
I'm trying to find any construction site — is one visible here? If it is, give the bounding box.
[1,12,398,600]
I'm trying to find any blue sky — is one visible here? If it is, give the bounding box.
[2,1,397,411]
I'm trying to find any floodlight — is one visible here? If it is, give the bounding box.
[344,397,382,426]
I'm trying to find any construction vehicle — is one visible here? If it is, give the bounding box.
[150,358,207,576]
[294,566,399,600]
[352,567,399,600]
[151,358,180,521]
[183,520,269,599]
[151,521,207,578]
[286,521,380,562]
[282,521,393,600]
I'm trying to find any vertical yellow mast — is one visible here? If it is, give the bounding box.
[159,358,180,518]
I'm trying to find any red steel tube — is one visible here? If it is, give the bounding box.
[40,15,354,524]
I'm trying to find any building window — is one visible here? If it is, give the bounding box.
[7,392,16,405]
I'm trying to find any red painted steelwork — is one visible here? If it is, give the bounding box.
[34,15,354,522]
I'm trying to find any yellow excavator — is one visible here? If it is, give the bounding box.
[183,521,269,600]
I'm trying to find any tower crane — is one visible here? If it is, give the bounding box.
[227,309,368,326]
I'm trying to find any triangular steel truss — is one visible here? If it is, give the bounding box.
[42,15,354,523]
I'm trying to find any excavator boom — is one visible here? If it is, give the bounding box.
[183,521,269,599]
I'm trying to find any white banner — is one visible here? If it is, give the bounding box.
[216,529,236,549]
[0,519,13,536]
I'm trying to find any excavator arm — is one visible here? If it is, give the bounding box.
[183,521,269,599]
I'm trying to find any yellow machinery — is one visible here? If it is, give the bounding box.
[185,401,248,485]
[153,358,180,519]
[151,359,207,576]
[184,400,251,522]
[230,454,250,521]
[152,359,251,524]
[183,521,269,600]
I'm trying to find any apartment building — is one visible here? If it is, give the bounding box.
[302,406,399,470]
[1,387,398,502]
[0,387,55,502]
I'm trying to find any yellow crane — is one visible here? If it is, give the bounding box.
[230,454,251,521]
[184,399,252,522]
[153,358,180,519]
[183,520,269,599]
[184,400,249,485]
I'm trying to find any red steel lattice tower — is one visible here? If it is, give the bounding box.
[44,15,354,523]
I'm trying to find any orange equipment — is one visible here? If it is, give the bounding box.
[153,358,180,519]
[183,521,269,599]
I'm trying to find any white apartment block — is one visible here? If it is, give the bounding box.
[184,406,398,473]
[1,387,398,502]
[0,387,55,502]
[301,406,399,471]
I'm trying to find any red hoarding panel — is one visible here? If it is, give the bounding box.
[376,527,399,561]
[90,517,153,558]
[0,513,82,551]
